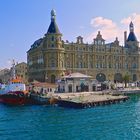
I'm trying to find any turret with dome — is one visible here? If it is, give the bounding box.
[43,9,64,83]
[47,9,61,34]
[127,21,137,42]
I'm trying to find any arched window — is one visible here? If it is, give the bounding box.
[96,73,106,82]
[51,44,54,47]
[125,64,128,69]
[114,73,123,82]
[79,62,82,68]
[51,75,56,83]
[67,61,70,68]
[132,63,137,69]
[133,74,137,81]
[90,62,93,68]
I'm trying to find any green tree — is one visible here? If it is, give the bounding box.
[123,74,130,88]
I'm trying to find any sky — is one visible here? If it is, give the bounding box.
[1,0,140,69]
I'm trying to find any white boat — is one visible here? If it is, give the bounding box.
[0,60,26,93]
[0,79,26,94]
[0,60,29,105]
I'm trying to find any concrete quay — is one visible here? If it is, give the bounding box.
[117,88,140,95]
[29,91,129,108]
[53,92,129,109]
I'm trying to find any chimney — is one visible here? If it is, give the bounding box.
[124,31,127,46]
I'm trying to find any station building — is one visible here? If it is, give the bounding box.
[27,10,140,83]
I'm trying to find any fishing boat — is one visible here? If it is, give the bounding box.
[0,60,30,105]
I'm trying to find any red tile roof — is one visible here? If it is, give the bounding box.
[33,82,57,88]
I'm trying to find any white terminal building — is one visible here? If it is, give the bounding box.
[57,72,104,93]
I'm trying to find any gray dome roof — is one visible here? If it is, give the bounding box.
[47,21,60,34]
[47,9,61,34]
[127,21,137,42]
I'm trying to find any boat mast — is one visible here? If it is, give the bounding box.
[11,59,16,79]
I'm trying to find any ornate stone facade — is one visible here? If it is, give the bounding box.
[27,10,140,83]
[0,69,11,83]
[15,62,28,84]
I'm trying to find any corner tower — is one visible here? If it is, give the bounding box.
[43,10,65,83]
[125,22,139,82]
[126,21,139,51]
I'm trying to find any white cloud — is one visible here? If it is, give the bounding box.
[90,17,116,28]
[85,13,140,45]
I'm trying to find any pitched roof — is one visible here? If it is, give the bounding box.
[33,82,57,88]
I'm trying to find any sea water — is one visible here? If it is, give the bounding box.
[0,95,140,140]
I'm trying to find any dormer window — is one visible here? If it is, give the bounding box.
[76,36,83,44]
[94,31,105,45]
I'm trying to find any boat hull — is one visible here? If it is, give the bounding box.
[0,91,31,105]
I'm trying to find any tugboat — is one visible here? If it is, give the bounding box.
[0,60,30,105]
[0,91,28,105]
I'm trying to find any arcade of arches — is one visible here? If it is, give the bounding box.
[96,73,137,82]
[50,73,137,83]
